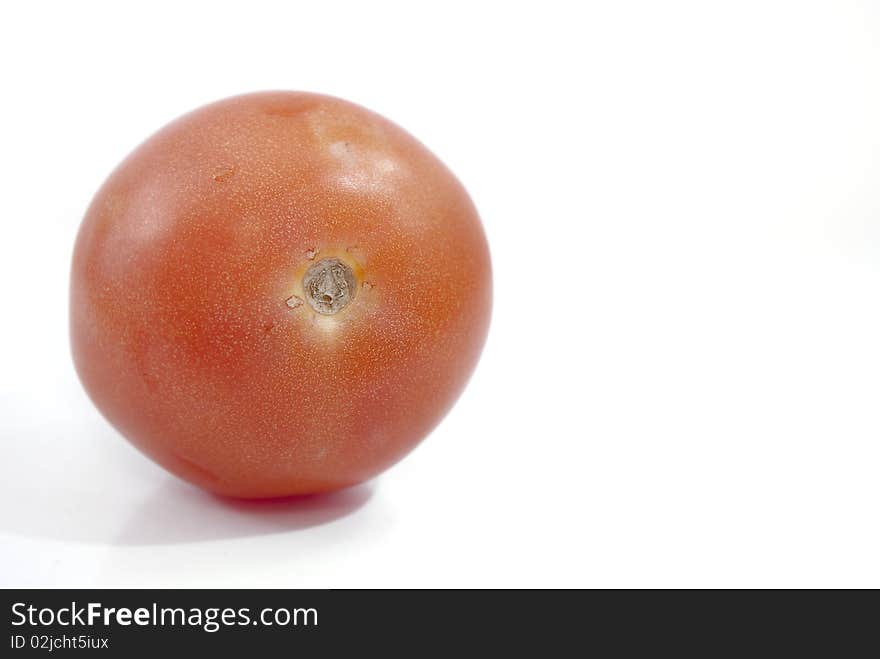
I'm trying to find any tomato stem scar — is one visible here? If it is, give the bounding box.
[302,257,357,315]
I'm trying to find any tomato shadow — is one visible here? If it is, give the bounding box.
[0,406,378,550]
[112,479,375,546]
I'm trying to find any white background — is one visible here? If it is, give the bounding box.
[1,0,879,588]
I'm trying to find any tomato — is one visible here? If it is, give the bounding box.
[70,92,492,498]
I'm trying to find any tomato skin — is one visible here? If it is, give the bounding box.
[70,92,491,498]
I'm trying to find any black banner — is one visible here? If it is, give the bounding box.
[1,589,874,654]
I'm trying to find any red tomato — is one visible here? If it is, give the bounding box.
[70,92,491,498]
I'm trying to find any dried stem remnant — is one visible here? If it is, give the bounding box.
[302,258,357,315]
